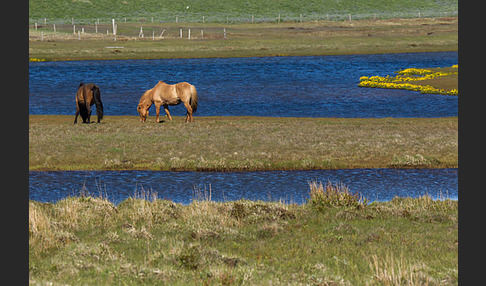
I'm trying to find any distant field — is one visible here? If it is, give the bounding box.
[29,0,458,24]
[29,17,458,61]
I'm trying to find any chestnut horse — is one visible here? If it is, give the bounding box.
[137,81,198,123]
[74,83,104,124]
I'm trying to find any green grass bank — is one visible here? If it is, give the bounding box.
[29,183,458,285]
[29,115,458,171]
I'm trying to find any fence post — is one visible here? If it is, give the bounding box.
[53,23,56,33]
[188,28,191,40]
[348,14,352,21]
[35,23,37,30]
[95,22,98,33]
[73,25,76,34]
[180,28,182,38]
[41,31,43,41]
[223,28,226,39]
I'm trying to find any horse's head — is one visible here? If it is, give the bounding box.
[137,104,149,122]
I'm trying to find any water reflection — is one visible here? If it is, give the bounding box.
[29,169,458,205]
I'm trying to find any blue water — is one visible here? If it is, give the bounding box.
[29,52,458,118]
[29,52,458,204]
[29,169,458,205]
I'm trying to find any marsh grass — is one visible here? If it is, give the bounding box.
[29,115,458,171]
[29,181,458,285]
[308,180,368,209]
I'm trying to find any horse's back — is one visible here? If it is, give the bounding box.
[175,82,194,97]
[76,83,100,105]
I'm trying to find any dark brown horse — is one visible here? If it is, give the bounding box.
[137,81,198,123]
[74,83,103,124]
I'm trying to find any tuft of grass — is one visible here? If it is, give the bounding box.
[308,180,368,210]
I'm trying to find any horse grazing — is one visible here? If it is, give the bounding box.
[74,83,104,124]
[137,81,198,123]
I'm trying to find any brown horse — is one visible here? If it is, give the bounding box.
[74,83,104,124]
[137,81,198,123]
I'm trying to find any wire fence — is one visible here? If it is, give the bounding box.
[29,10,458,42]
[29,10,458,25]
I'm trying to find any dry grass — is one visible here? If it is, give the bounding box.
[29,17,457,61]
[308,180,368,209]
[29,115,458,171]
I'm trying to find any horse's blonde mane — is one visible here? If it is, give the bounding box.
[138,88,154,107]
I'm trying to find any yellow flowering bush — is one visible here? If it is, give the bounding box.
[29,58,45,62]
[397,68,433,75]
[358,65,458,96]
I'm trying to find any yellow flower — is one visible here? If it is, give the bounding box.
[29,58,45,62]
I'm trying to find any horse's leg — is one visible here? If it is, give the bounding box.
[74,104,79,124]
[85,103,91,123]
[163,105,172,121]
[183,101,193,122]
[155,102,162,123]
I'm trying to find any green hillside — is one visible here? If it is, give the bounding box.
[29,0,458,23]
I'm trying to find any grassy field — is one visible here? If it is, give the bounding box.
[29,184,458,285]
[29,17,458,61]
[29,0,458,23]
[29,115,458,171]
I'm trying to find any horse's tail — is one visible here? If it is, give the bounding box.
[92,85,103,121]
[189,84,198,114]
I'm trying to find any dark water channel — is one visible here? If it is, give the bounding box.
[29,52,458,118]
[30,169,458,205]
